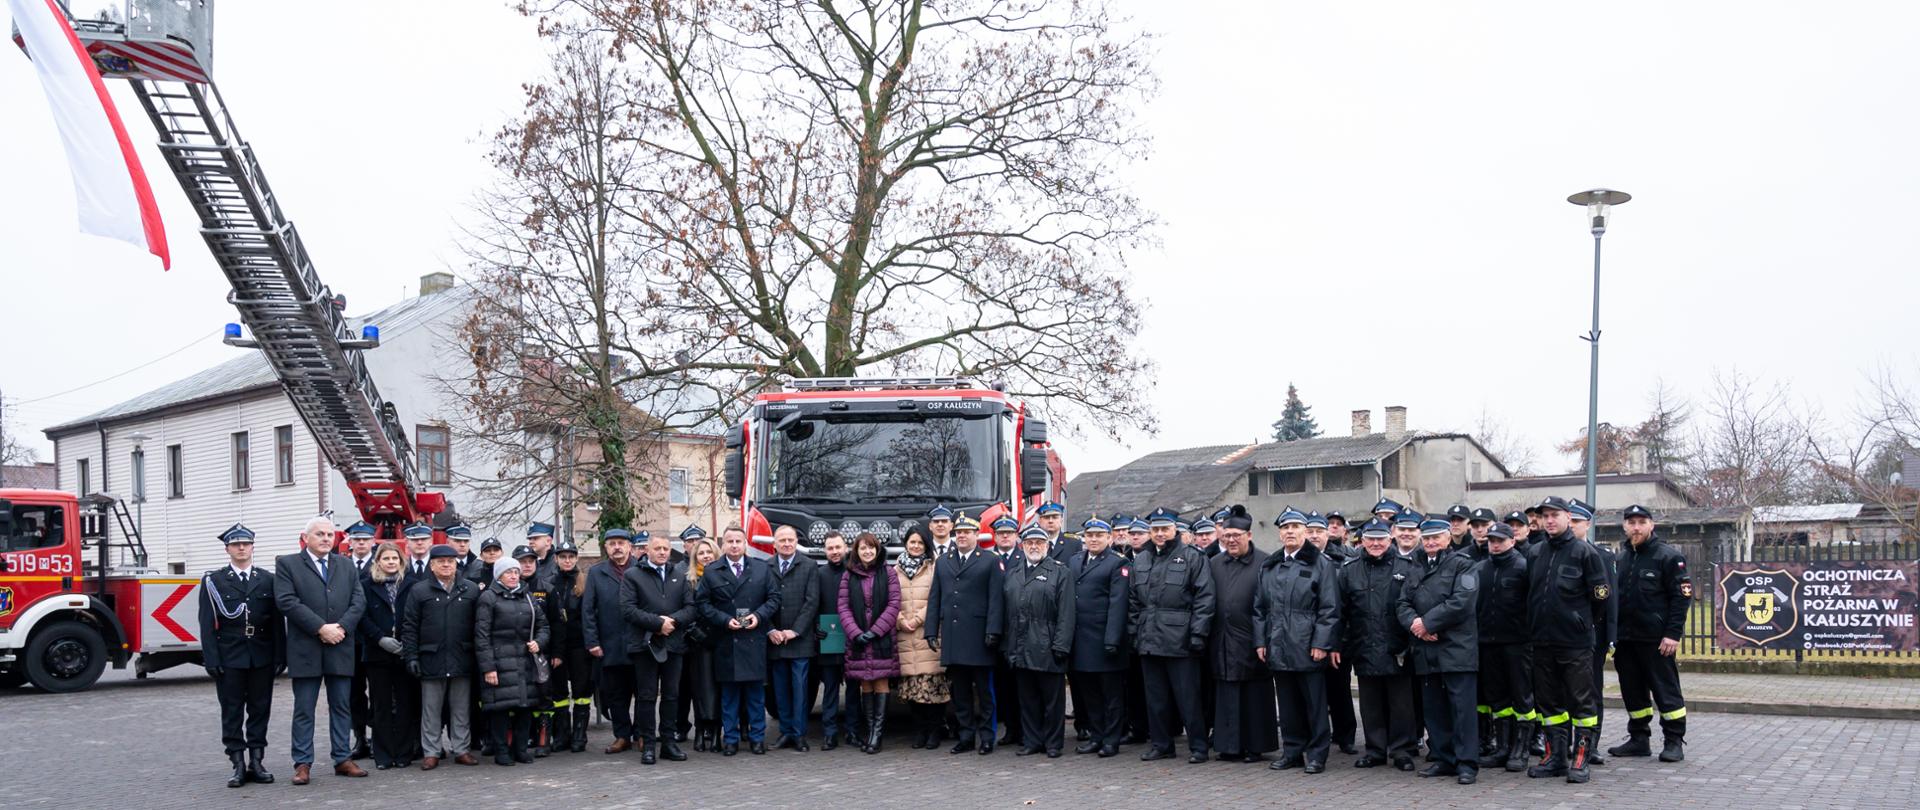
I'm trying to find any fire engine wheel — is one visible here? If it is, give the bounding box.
[24,620,108,693]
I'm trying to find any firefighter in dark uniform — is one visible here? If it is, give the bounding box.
[1570,499,1617,765]
[1525,496,1611,783]
[1128,506,1216,763]
[1115,515,1150,745]
[546,537,593,753]
[1035,501,1082,561]
[1474,521,1535,773]
[1445,505,1473,551]
[1067,518,1130,757]
[1004,525,1076,757]
[199,523,284,787]
[1509,504,1546,768]
[1463,507,1496,758]
[1608,504,1692,763]
[1398,517,1481,784]
[526,522,561,595]
[1340,519,1418,771]
[1304,511,1356,755]
[1255,507,1339,773]
[924,513,1006,755]
[1504,511,1532,556]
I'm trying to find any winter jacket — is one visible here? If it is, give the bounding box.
[582,559,637,662]
[1615,534,1692,643]
[1526,530,1610,649]
[475,581,550,710]
[1208,545,1270,680]
[1001,554,1075,673]
[1127,540,1216,658]
[893,559,942,677]
[839,561,902,681]
[1337,550,1413,677]
[622,559,697,658]
[1396,550,1480,674]
[1475,549,1531,645]
[545,569,589,656]
[768,554,821,660]
[356,573,416,664]
[1252,543,1341,673]
[698,556,782,683]
[1066,549,1130,673]
[401,574,480,678]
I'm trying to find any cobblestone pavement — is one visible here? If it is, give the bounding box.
[1603,669,1920,715]
[3,667,1917,809]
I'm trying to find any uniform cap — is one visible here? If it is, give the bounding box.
[479,537,503,552]
[1372,498,1404,515]
[554,538,579,554]
[1487,523,1515,541]
[991,516,1020,533]
[1622,504,1655,520]
[1019,526,1050,542]
[344,521,376,539]
[428,545,459,559]
[1392,510,1424,529]
[1469,508,1497,524]
[402,524,434,539]
[1304,511,1329,529]
[1536,496,1572,513]
[1035,502,1064,517]
[219,523,256,545]
[1082,518,1112,533]
[679,525,708,541]
[1145,507,1179,527]
[1359,519,1393,539]
[602,527,634,542]
[927,504,954,520]
[444,524,472,540]
[1446,505,1473,520]
[1503,511,1528,526]
[1419,518,1451,536]
[1190,518,1217,534]
[1275,507,1307,527]
[512,544,537,560]
[527,521,556,539]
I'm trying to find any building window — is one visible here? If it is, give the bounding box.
[417,425,450,485]
[131,448,147,502]
[275,425,295,486]
[1471,461,1483,481]
[77,458,91,497]
[1273,470,1308,494]
[669,467,691,506]
[1382,451,1402,490]
[1247,473,1260,496]
[167,444,184,499]
[1321,466,1363,491]
[231,431,250,491]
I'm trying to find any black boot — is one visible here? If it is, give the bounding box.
[351,730,371,761]
[694,723,711,753]
[1567,727,1596,784]
[1608,732,1652,758]
[1659,716,1687,762]
[866,692,888,754]
[227,752,247,788]
[552,706,574,754]
[1528,726,1568,778]
[1478,713,1495,757]
[1505,721,1534,773]
[533,713,552,758]
[247,747,274,784]
[855,694,874,753]
[572,706,591,753]
[1529,726,1546,756]
[1477,718,1510,769]
[922,703,942,749]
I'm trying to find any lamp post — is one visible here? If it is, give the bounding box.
[1566,189,1631,508]
[127,431,151,539]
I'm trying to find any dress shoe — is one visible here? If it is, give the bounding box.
[1418,763,1458,778]
[795,738,811,752]
[291,763,311,785]
[823,733,841,752]
[950,739,977,755]
[1243,754,1265,764]
[1303,760,1325,774]
[1338,743,1358,755]
[1215,751,1240,763]
[641,747,658,764]
[1269,756,1303,771]
[750,740,767,755]
[661,740,688,761]
[723,743,739,756]
[420,757,440,771]
[1354,755,1385,768]
[513,749,535,764]
[1016,747,1043,757]
[774,734,798,750]
[1141,747,1174,762]
[605,738,632,754]
[1077,729,1091,741]
[1189,751,1210,764]
[1047,749,1062,758]
[1098,745,1119,758]
[454,753,479,766]
[978,741,995,756]
[1076,741,1101,755]
[495,753,514,766]
[334,760,368,778]
[1457,766,1478,785]
[1394,759,1416,772]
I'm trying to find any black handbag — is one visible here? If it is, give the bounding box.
[528,596,551,684]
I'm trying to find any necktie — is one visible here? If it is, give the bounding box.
[315,556,329,584]
[732,561,742,578]
[780,557,790,576]
[659,565,668,584]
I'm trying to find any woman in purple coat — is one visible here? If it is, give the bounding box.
[839,532,902,753]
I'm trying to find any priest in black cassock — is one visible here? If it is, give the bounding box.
[1207,505,1279,762]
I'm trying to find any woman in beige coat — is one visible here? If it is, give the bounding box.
[893,529,949,749]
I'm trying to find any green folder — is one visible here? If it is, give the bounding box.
[818,613,846,654]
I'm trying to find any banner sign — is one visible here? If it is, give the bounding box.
[1714,560,1918,651]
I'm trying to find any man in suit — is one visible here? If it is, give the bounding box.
[699,526,783,755]
[200,523,284,787]
[274,515,368,784]
[1035,502,1082,561]
[766,524,820,751]
[341,521,376,762]
[402,524,436,583]
[624,531,699,764]
[925,515,1006,755]
[583,527,641,753]
[1067,518,1129,757]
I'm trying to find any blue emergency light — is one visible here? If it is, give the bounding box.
[224,323,242,339]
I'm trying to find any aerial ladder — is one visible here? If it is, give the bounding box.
[21,1,447,537]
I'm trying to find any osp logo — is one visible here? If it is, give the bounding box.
[0,585,14,618]
[1719,567,1799,646]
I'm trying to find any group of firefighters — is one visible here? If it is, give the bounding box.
[194,495,1692,789]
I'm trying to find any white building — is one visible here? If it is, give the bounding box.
[40,275,532,575]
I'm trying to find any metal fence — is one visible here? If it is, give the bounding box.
[1667,537,1920,660]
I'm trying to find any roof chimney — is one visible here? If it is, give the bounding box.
[1384,405,1407,438]
[420,272,455,297]
[1351,409,1372,437]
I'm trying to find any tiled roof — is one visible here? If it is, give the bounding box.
[1246,432,1424,470]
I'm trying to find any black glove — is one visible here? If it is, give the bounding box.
[274,663,287,677]
[1187,636,1207,652]
[1103,645,1119,657]
[204,665,223,678]
[815,629,828,641]
[856,631,877,645]
[1052,650,1068,665]
[984,633,1001,648]
[405,660,423,678]
[928,638,941,652]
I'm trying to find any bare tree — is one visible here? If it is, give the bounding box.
[1802,366,1920,539]
[500,0,1160,441]
[1690,370,1811,510]
[1556,422,1635,476]
[1633,378,1692,478]
[1469,406,1537,476]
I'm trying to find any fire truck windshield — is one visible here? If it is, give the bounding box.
[761,414,1001,504]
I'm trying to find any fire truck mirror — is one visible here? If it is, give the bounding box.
[1020,448,1050,497]
[0,499,14,539]
[724,450,745,501]
[1022,418,1049,445]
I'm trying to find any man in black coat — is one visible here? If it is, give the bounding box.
[342,521,376,763]
[1475,522,1534,773]
[1128,506,1216,764]
[1570,500,1619,766]
[699,527,782,755]
[274,516,368,784]
[1525,497,1611,784]
[1036,501,1082,561]
[1608,505,1692,763]
[584,528,641,753]
[623,531,699,763]
[807,531,854,749]
[1066,518,1129,757]
[924,515,1006,754]
[987,517,1026,749]
[1340,519,1418,771]
[1004,525,1076,757]
[1209,508,1278,764]
[1255,507,1340,772]
[401,544,481,769]
[1305,511,1357,756]
[200,524,283,787]
[1398,518,1482,785]
[765,525,821,751]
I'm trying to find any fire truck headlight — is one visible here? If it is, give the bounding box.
[807,521,831,545]
[868,520,895,543]
[839,520,864,539]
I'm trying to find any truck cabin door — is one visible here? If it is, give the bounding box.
[0,499,81,630]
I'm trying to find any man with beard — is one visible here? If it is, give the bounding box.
[1130,507,1216,764]
[1256,507,1340,774]
[1208,506,1276,763]
[1607,505,1692,764]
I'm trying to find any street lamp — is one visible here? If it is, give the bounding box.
[1566,188,1631,508]
[128,431,151,540]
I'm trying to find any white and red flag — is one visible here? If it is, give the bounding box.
[9,0,169,268]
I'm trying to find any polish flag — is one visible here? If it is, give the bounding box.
[9,0,169,269]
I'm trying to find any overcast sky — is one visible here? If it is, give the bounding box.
[4,1,1918,482]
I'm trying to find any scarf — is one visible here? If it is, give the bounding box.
[845,561,891,632]
[897,551,930,581]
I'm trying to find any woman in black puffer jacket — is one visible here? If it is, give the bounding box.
[476,559,550,765]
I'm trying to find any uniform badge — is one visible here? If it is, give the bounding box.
[0,585,13,618]
[1036,575,1048,581]
[1593,584,1609,601]
[1120,567,1130,577]
[1680,580,1693,599]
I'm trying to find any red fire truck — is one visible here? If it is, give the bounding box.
[723,377,1067,558]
